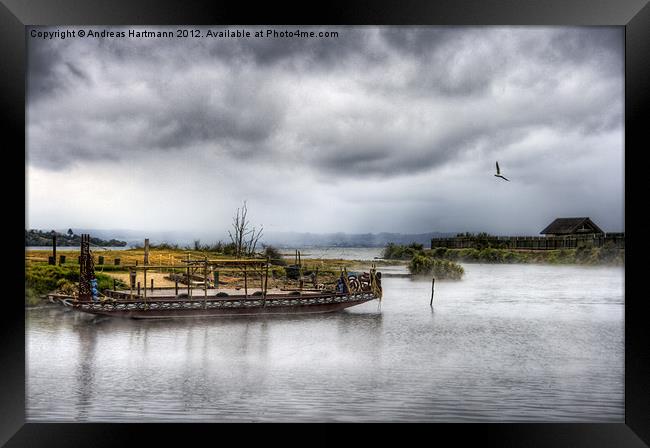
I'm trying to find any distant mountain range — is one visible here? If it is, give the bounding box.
[261,231,455,248]
[27,228,455,248]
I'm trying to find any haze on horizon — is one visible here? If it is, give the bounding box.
[26,26,624,238]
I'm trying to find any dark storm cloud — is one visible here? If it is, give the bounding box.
[27,26,623,181]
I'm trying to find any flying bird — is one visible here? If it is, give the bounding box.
[494,161,510,181]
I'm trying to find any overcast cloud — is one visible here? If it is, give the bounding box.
[26,26,624,238]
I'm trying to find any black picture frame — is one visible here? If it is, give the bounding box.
[4,0,648,446]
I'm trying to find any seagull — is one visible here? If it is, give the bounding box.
[494,161,510,181]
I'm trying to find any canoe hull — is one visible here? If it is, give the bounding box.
[68,292,379,319]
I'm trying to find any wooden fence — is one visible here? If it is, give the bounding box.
[431,233,625,250]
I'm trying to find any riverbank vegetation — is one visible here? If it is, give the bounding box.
[382,243,624,266]
[383,243,465,279]
[25,264,126,306]
[409,254,464,279]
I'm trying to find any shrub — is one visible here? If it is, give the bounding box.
[597,243,623,265]
[408,254,464,280]
[222,243,238,256]
[263,245,287,266]
[382,243,424,260]
[150,242,180,250]
[432,247,448,258]
[271,266,287,278]
[25,263,125,303]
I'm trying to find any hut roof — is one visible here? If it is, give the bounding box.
[540,217,604,235]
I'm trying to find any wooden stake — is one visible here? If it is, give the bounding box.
[244,265,248,298]
[263,258,269,305]
[187,265,191,298]
[430,277,435,307]
[204,259,207,309]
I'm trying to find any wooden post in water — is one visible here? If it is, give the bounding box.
[430,277,435,307]
[151,278,154,292]
[175,280,179,296]
[137,281,141,297]
[143,267,147,300]
[113,279,116,291]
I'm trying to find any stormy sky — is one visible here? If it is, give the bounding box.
[26,26,624,238]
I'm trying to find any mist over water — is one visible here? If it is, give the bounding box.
[26,262,623,422]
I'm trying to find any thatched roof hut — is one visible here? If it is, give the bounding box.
[540,217,604,236]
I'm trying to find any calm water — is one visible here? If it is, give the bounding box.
[278,246,384,260]
[26,263,624,422]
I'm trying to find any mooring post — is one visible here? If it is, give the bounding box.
[113,279,116,291]
[203,259,207,309]
[187,265,191,298]
[430,277,435,307]
[151,278,154,292]
[137,281,141,297]
[175,280,179,296]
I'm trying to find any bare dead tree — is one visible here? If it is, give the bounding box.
[246,225,264,256]
[228,201,264,257]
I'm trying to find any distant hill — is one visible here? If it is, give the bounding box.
[25,229,127,247]
[25,228,455,248]
[261,231,456,248]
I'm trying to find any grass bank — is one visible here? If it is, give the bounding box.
[426,246,624,265]
[25,264,126,306]
[382,243,624,266]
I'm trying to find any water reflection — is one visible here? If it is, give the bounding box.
[27,263,623,422]
[72,316,98,421]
